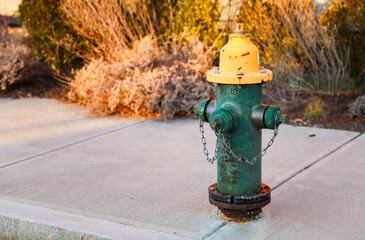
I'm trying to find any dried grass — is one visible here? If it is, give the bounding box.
[61,0,167,62]
[0,25,49,90]
[275,0,349,92]
[240,0,350,109]
[62,0,215,118]
[67,36,214,118]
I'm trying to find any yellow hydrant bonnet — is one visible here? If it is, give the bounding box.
[207,23,273,85]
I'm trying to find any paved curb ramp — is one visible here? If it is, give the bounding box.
[0,99,363,240]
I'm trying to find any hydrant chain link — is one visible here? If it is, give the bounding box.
[216,114,279,165]
[199,120,219,164]
[200,115,279,166]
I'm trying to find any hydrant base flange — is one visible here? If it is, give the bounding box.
[208,183,271,220]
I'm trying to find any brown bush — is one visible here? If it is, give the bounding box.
[0,26,50,90]
[67,36,214,118]
[62,0,216,118]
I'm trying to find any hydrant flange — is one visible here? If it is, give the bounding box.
[208,183,271,205]
[209,183,271,221]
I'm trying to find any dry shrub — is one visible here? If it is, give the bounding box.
[238,0,349,103]
[67,36,214,118]
[0,26,49,90]
[63,0,215,118]
[61,0,172,62]
[276,0,349,92]
[263,57,303,109]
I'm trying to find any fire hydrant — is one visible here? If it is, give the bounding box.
[195,23,287,220]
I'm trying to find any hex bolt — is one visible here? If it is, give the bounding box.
[213,66,220,74]
[209,117,223,130]
[212,119,220,128]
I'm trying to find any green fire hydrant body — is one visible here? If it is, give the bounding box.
[216,84,262,196]
[196,24,287,220]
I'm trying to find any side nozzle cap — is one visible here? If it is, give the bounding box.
[264,105,288,129]
[279,114,288,123]
[196,100,210,122]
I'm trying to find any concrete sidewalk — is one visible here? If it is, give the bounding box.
[0,98,363,239]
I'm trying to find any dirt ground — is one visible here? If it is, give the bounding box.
[267,91,365,133]
[0,76,69,101]
[1,78,364,133]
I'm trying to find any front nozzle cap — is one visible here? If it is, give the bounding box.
[209,109,234,132]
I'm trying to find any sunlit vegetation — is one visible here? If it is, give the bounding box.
[6,0,364,118]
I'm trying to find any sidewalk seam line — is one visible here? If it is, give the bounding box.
[272,132,362,191]
[0,121,145,170]
[203,133,362,238]
[201,222,227,240]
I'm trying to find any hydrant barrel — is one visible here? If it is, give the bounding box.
[215,84,262,196]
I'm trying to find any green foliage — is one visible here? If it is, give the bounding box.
[235,0,311,66]
[171,0,223,47]
[18,0,84,71]
[119,0,177,41]
[321,0,365,86]
[19,0,223,70]
[305,99,324,119]
[235,0,350,93]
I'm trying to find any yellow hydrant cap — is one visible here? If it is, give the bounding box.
[207,23,273,85]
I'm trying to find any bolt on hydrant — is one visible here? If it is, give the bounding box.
[195,23,288,221]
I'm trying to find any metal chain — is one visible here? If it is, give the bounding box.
[199,120,218,164]
[199,113,279,165]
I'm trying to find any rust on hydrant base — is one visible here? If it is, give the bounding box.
[208,183,271,221]
[218,208,262,223]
